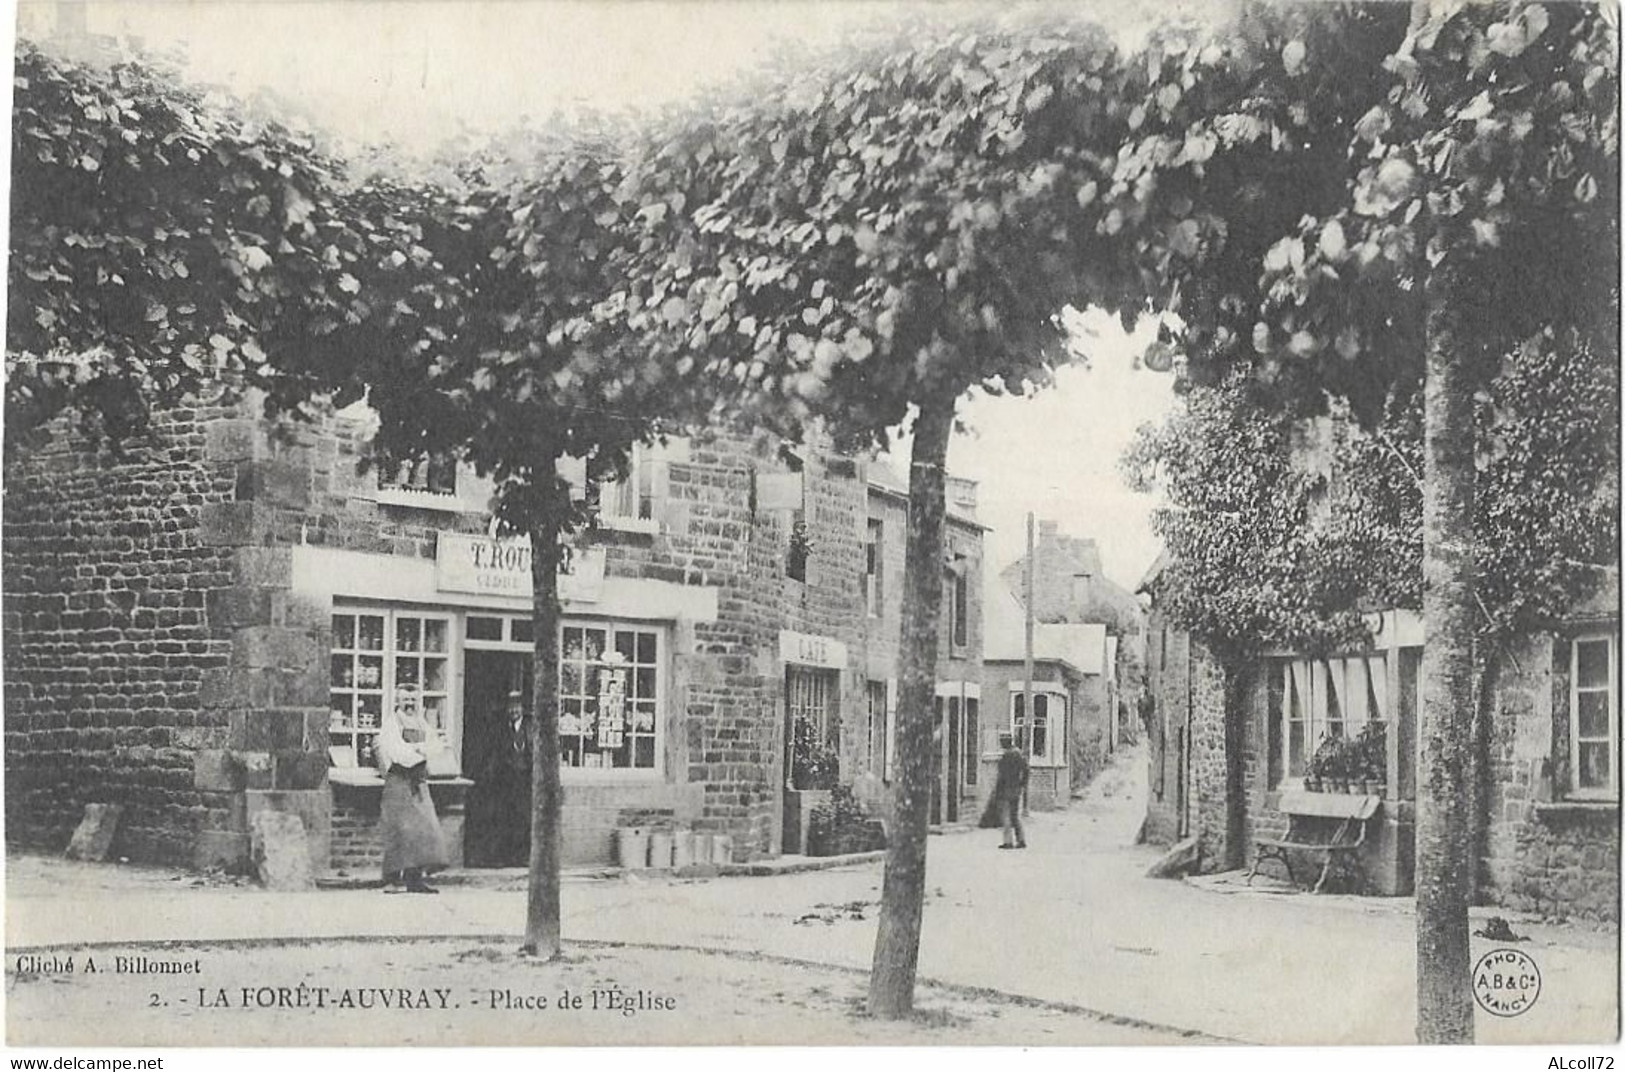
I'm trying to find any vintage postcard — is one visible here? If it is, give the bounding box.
[3,0,1619,1055]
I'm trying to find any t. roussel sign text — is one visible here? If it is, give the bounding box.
[436,534,604,602]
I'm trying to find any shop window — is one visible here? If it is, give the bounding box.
[865,519,884,618]
[559,623,661,773]
[329,610,451,770]
[1012,691,1065,766]
[1568,634,1618,799]
[1266,654,1389,787]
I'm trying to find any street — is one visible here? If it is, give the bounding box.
[7,744,1616,1045]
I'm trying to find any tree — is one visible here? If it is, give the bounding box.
[313,124,705,959]
[1107,0,1616,1040]
[7,40,410,457]
[609,13,1153,1016]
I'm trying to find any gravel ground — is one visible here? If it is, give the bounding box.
[6,937,1184,1047]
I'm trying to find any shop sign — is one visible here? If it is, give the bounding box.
[778,629,847,669]
[436,533,604,602]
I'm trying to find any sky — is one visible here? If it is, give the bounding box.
[15,0,1182,589]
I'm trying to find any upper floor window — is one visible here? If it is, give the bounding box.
[1569,634,1618,799]
[944,566,969,649]
[865,519,884,617]
[380,455,457,497]
[593,444,654,528]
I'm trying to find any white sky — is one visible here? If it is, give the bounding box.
[15,0,1178,587]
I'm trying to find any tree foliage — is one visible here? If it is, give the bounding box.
[1127,325,1618,655]
[6,41,440,456]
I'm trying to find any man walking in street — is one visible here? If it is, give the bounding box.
[993,731,1028,849]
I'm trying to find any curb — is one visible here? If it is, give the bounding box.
[315,850,887,890]
[7,931,1238,1044]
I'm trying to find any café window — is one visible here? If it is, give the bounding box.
[559,623,663,774]
[329,610,452,769]
[1012,690,1065,766]
[1569,634,1618,799]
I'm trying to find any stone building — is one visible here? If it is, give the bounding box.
[981,588,1114,809]
[856,463,987,829]
[4,394,985,874]
[1139,552,1621,923]
[998,521,1142,751]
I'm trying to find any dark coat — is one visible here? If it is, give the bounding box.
[994,747,1029,802]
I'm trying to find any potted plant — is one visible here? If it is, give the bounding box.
[790,717,839,791]
[1354,721,1388,796]
[1308,734,1351,793]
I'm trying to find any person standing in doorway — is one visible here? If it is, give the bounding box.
[379,686,449,893]
[993,731,1029,849]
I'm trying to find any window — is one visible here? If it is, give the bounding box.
[559,623,662,772]
[594,444,655,529]
[1012,690,1065,766]
[786,511,811,582]
[867,679,888,777]
[944,567,969,650]
[1570,635,1618,799]
[1267,654,1389,786]
[865,519,884,618]
[380,455,457,496]
[787,666,840,752]
[952,571,969,649]
[330,610,452,769]
[964,697,979,785]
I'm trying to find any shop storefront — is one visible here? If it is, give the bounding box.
[297,533,715,871]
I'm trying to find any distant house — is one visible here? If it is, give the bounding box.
[1140,550,1621,923]
[978,520,1143,807]
[981,588,1114,808]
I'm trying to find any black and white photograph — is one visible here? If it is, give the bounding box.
[1,0,1619,1056]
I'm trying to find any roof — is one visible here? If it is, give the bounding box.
[1136,548,1171,594]
[866,456,987,530]
[983,586,1107,675]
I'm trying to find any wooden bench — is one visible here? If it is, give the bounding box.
[1247,790,1381,894]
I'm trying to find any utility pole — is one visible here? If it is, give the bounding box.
[1022,512,1035,816]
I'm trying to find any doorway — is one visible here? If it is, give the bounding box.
[462,650,533,867]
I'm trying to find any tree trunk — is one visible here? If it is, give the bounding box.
[1415,264,1477,1043]
[522,504,565,959]
[867,392,954,1019]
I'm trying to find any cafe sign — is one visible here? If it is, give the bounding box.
[778,629,847,669]
[436,533,604,602]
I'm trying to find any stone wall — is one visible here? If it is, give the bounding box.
[1139,609,1235,871]
[4,402,242,864]
[1480,631,1619,923]
[6,398,985,870]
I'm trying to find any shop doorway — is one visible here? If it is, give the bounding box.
[462,650,533,867]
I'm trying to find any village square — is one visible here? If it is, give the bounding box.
[2,0,1619,1053]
